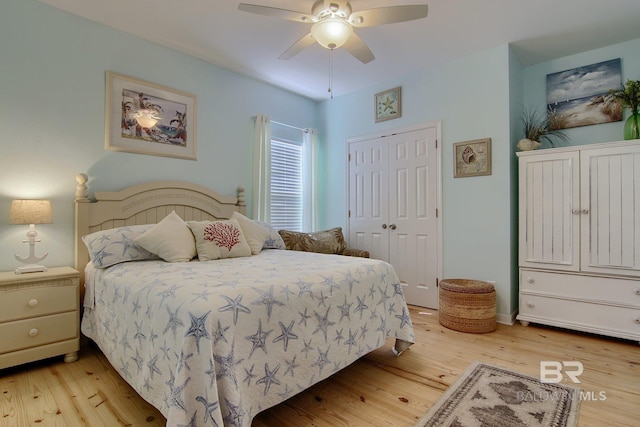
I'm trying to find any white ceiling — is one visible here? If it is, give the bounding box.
[38,0,640,101]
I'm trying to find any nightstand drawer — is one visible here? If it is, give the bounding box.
[0,312,78,354]
[1,284,77,322]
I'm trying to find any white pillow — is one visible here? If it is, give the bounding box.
[134,211,196,262]
[231,211,270,255]
[187,219,251,260]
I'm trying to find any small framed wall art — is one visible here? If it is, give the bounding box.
[453,138,492,178]
[105,71,197,160]
[375,86,402,123]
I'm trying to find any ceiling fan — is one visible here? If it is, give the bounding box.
[238,1,429,64]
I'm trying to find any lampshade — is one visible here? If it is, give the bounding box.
[9,200,52,225]
[132,109,161,128]
[311,17,353,49]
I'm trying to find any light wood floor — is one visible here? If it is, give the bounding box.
[1,306,638,426]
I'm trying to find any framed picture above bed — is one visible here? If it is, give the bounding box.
[105,71,197,160]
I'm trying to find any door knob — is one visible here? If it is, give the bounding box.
[382,224,387,229]
[389,224,397,230]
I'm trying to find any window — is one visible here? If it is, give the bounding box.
[253,115,317,232]
[269,138,303,231]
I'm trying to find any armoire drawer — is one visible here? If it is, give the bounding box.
[518,294,640,340]
[520,269,640,307]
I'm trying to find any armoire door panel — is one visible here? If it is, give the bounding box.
[582,148,640,275]
[519,153,579,271]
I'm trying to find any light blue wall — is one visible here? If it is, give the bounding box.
[2,0,639,321]
[318,37,640,320]
[319,45,516,318]
[522,38,640,147]
[0,0,318,272]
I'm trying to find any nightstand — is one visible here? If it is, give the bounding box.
[0,267,80,369]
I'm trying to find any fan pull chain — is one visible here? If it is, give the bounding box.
[328,48,334,99]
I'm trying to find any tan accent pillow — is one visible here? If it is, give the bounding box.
[231,211,270,255]
[188,219,252,260]
[278,227,347,254]
[134,211,196,262]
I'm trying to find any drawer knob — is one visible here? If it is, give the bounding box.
[28,299,39,308]
[28,328,39,337]
[634,288,640,296]
[635,317,640,324]
[527,302,534,308]
[527,277,535,284]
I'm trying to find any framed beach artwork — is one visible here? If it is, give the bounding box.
[375,86,402,123]
[453,138,491,178]
[105,71,197,160]
[546,58,622,130]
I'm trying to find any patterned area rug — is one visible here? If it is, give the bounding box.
[415,361,580,427]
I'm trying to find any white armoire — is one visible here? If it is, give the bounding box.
[517,140,640,342]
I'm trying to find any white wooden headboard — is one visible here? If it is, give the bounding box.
[74,173,246,284]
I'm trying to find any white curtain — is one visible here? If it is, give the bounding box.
[302,128,318,231]
[253,114,271,222]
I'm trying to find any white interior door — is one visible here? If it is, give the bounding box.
[348,125,441,309]
[388,128,439,308]
[348,137,389,261]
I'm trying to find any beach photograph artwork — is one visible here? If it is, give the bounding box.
[546,58,622,129]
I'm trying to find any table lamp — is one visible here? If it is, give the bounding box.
[9,199,52,274]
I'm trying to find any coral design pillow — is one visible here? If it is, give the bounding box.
[188,219,251,260]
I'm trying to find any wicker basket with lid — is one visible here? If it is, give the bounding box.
[439,279,496,333]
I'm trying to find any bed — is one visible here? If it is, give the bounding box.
[74,174,414,427]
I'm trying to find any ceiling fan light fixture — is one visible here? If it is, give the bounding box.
[311,17,353,49]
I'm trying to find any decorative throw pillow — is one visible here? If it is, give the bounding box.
[188,219,252,260]
[278,227,347,254]
[230,211,270,255]
[309,227,348,254]
[256,220,286,250]
[134,211,196,262]
[82,224,159,268]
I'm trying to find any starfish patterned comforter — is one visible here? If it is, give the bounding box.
[81,249,414,427]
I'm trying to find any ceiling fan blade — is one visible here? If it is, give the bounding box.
[238,3,315,23]
[278,33,316,60]
[350,4,428,27]
[343,33,375,64]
